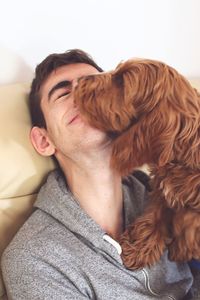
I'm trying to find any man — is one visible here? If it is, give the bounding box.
[1,49,197,299]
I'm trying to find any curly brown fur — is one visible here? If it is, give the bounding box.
[74,58,200,269]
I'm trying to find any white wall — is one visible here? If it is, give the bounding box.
[0,0,200,85]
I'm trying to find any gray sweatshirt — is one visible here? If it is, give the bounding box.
[1,170,197,299]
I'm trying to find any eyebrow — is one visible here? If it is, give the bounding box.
[48,80,72,101]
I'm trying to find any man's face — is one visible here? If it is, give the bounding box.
[37,63,109,160]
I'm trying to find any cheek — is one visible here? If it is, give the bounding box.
[45,102,64,124]
[42,99,76,140]
[44,108,61,139]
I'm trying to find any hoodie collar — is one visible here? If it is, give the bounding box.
[34,170,147,261]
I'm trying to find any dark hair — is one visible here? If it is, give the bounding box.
[29,49,103,128]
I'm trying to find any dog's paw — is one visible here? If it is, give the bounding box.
[168,236,200,262]
[168,240,192,262]
[120,240,163,269]
[120,222,167,269]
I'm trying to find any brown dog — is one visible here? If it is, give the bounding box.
[74,58,200,269]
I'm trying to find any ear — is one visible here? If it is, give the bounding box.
[30,126,55,156]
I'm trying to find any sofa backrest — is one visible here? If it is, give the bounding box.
[0,83,56,299]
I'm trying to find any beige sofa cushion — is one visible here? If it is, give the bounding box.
[0,83,56,298]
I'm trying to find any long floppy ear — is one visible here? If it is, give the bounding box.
[114,60,140,109]
[113,59,159,116]
[30,126,55,157]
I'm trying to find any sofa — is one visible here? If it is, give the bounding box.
[0,83,56,299]
[0,79,200,299]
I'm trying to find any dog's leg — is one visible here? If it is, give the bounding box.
[168,209,200,262]
[154,163,200,211]
[120,196,172,269]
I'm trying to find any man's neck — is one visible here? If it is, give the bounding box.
[60,156,124,240]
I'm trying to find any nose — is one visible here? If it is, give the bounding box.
[70,85,77,109]
[72,78,78,89]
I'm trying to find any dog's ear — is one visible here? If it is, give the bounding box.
[113,59,158,116]
[112,72,124,88]
[112,61,141,117]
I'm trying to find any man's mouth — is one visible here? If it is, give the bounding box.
[68,115,80,124]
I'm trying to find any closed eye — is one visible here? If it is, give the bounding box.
[57,91,71,100]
